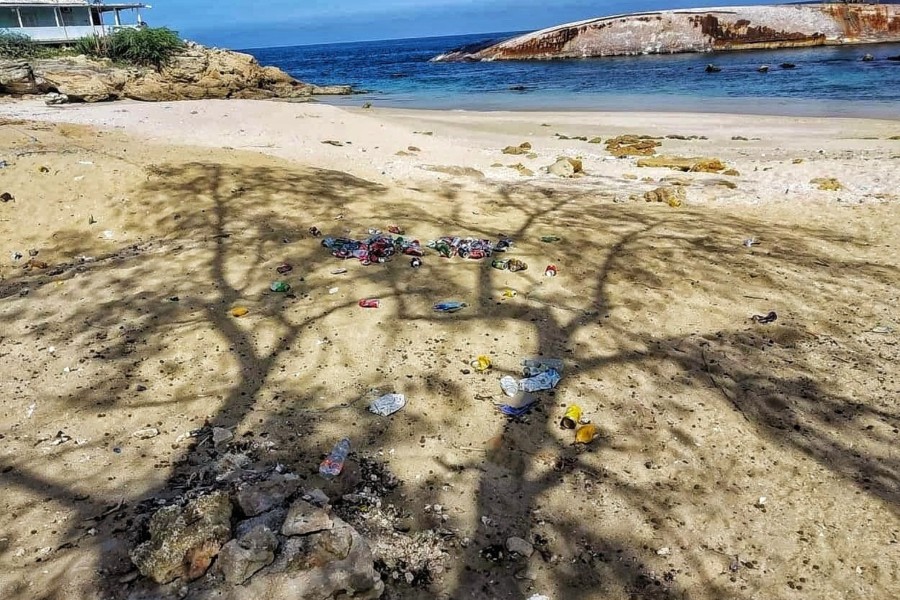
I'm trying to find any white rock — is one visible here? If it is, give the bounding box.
[506,536,534,557]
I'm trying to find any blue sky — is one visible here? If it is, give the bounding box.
[146,0,780,49]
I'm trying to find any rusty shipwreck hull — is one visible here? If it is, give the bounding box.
[432,3,900,61]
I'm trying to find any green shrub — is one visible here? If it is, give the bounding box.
[0,30,36,59]
[74,27,184,69]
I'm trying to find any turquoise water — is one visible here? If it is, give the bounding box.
[247,33,900,118]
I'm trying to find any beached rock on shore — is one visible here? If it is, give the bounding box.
[0,43,352,103]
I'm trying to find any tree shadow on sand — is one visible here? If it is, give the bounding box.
[1,157,897,600]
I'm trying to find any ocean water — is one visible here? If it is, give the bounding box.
[246,32,900,118]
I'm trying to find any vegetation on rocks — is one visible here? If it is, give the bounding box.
[74,27,184,69]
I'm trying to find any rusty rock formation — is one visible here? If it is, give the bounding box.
[433,3,900,61]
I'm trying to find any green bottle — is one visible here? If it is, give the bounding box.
[270,281,291,293]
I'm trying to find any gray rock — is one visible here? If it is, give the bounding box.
[212,427,234,445]
[281,499,333,536]
[217,526,278,585]
[506,536,535,557]
[271,525,352,572]
[302,488,330,508]
[44,92,69,106]
[130,491,232,584]
[193,517,383,600]
[236,475,299,517]
[234,507,287,539]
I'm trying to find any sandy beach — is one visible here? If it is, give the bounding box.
[1,99,899,600]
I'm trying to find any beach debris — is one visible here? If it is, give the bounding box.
[369,393,407,416]
[523,358,564,376]
[546,156,584,177]
[406,146,420,153]
[780,62,796,69]
[751,311,778,324]
[560,405,582,429]
[637,155,727,172]
[501,289,517,298]
[541,235,562,243]
[410,257,422,268]
[870,325,894,334]
[308,226,321,237]
[492,257,527,271]
[644,186,685,208]
[362,102,372,109]
[470,355,492,372]
[319,438,350,479]
[705,64,721,73]
[132,427,160,439]
[605,134,661,157]
[331,268,347,275]
[269,281,291,293]
[230,307,250,317]
[509,84,528,91]
[321,140,344,146]
[758,65,770,72]
[428,236,498,259]
[544,264,558,277]
[743,237,759,247]
[323,232,424,264]
[413,130,434,135]
[358,298,380,308]
[276,262,293,274]
[433,301,467,313]
[0,192,12,203]
[328,287,339,294]
[575,424,599,444]
[502,142,532,155]
[811,177,844,191]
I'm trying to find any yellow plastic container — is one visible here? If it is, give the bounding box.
[560,405,582,429]
[471,355,492,372]
[575,424,599,444]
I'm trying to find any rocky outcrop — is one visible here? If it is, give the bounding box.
[434,3,900,61]
[0,42,352,103]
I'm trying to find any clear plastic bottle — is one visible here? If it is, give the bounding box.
[520,369,561,392]
[319,438,350,479]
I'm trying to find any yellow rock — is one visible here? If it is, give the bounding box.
[811,177,844,191]
[644,186,685,207]
[230,307,249,317]
[637,156,727,173]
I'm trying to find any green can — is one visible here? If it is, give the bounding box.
[491,259,509,270]
[270,281,291,293]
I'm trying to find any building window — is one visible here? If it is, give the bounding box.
[0,8,21,28]
[17,7,58,28]
[59,7,92,27]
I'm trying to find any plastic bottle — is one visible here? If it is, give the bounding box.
[319,438,350,479]
[433,301,467,313]
[500,376,519,397]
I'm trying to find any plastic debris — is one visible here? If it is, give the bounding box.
[500,376,519,397]
[520,369,561,392]
[270,281,291,293]
[508,259,528,272]
[541,236,562,243]
[428,236,496,259]
[522,358,564,377]
[575,424,599,444]
[501,289,517,298]
[276,262,293,274]
[358,298,380,308]
[319,438,350,478]
[544,264,558,277]
[751,311,777,324]
[433,301,467,313]
[410,257,423,268]
[368,393,406,416]
[230,307,249,317]
[322,233,424,265]
[471,355,492,372]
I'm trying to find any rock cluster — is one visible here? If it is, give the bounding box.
[127,475,383,600]
[0,42,352,103]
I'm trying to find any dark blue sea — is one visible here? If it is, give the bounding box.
[246,32,900,118]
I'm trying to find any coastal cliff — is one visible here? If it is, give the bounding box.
[434,3,900,61]
[0,43,351,103]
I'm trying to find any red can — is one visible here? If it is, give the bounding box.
[544,264,558,277]
[358,298,380,308]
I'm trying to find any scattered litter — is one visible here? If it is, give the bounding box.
[743,237,759,247]
[0,160,8,169]
[520,369,561,392]
[522,358,564,376]
[750,311,777,324]
[270,281,291,293]
[276,262,293,274]
[230,307,249,317]
[493,258,527,272]
[308,226,321,237]
[500,376,519,397]
[470,355,492,372]
[328,287,339,294]
[540,236,562,243]
[369,393,406,416]
[544,265,558,277]
[575,424,599,444]
[527,595,550,600]
[433,301,467,313]
[870,325,894,334]
[657,547,671,556]
[331,268,347,275]
[319,438,350,479]
[358,298,380,308]
[429,237,496,259]
[132,427,160,439]
[388,225,404,234]
[501,289,517,298]
[25,402,36,418]
[410,257,422,268]
[560,405,582,429]
[0,192,14,202]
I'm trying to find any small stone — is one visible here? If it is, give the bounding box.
[132,428,160,439]
[217,525,278,584]
[212,427,233,445]
[236,476,298,517]
[657,547,671,556]
[302,488,330,507]
[506,536,534,557]
[281,499,333,536]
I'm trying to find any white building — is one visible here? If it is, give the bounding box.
[0,0,149,44]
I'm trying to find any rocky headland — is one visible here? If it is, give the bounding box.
[0,42,352,103]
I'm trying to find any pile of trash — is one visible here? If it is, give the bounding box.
[497,358,564,417]
[322,232,424,265]
[427,236,511,259]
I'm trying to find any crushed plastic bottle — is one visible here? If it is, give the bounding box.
[500,376,519,397]
[519,369,561,392]
[368,393,406,416]
[522,358,565,377]
[319,438,350,479]
[433,301,467,313]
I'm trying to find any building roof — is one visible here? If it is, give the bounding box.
[0,1,147,7]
